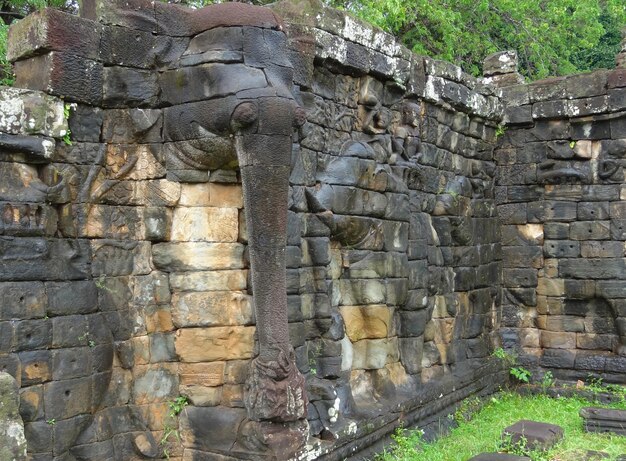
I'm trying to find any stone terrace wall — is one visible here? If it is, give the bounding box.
[0,0,507,459]
[272,1,506,457]
[496,66,626,383]
[6,1,626,460]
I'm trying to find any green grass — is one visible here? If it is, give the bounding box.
[379,391,626,461]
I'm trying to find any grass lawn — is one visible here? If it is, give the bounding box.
[379,390,626,461]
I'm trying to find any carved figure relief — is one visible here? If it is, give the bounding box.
[0,96,116,459]
[392,101,422,162]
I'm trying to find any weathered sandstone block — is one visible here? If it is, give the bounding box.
[175,326,255,362]
[0,372,27,461]
[152,242,245,271]
[340,305,393,341]
[169,270,247,292]
[171,207,239,242]
[171,291,253,327]
[351,337,399,369]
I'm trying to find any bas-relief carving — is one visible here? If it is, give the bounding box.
[1,3,310,459]
[308,68,489,417]
[124,4,310,456]
[0,108,117,458]
[537,160,592,184]
[163,10,307,418]
[536,135,626,185]
[354,78,423,172]
[392,101,421,162]
[6,1,624,459]
[1,2,506,456]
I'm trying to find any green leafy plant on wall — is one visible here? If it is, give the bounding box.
[540,371,555,391]
[510,366,532,383]
[307,340,323,375]
[452,396,481,424]
[161,395,189,459]
[62,102,73,145]
[492,347,532,384]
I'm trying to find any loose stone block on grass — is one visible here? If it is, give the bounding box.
[580,407,626,436]
[502,420,564,451]
[468,454,530,461]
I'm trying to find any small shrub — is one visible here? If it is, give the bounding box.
[540,371,555,391]
[499,433,553,461]
[510,366,532,384]
[453,396,481,424]
[380,426,425,460]
[492,347,516,366]
[492,347,532,384]
[168,395,189,416]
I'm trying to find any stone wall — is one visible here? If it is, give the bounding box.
[0,1,507,459]
[495,60,626,383]
[0,0,623,460]
[273,2,505,457]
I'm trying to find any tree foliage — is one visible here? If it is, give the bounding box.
[327,0,626,80]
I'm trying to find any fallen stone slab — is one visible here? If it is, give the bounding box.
[468,453,531,460]
[502,420,564,451]
[580,407,626,436]
[560,450,624,461]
